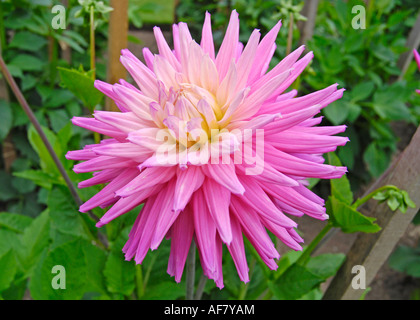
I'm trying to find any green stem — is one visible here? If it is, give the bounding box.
[0,54,108,249]
[286,12,294,56]
[185,242,196,300]
[0,2,6,51]
[135,264,144,299]
[351,185,400,209]
[89,5,100,144]
[237,258,256,300]
[143,251,159,292]
[296,223,333,266]
[90,5,96,80]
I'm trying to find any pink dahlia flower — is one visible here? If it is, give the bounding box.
[67,11,348,288]
[414,49,420,94]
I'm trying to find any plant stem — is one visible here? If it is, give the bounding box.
[193,273,207,300]
[0,2,6,51]
[351,185,400,209]
[185,241,196,300]
[0,55,81,207]
[90,5,96,80]
[0,54,108,249]
[296,223,333,266]
[135,264,144,299]
[237,258,256,300]
[286,12,294,56]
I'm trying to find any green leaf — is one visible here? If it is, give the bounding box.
[27,124,59,176]
[16,210,51,276]
[13,170,61,189]
[30,239,88,300]
[82,242,108,296]
[47,186,89,239]
[323,99,350,125]
[328,196,381,233]
[103,251,136,296]
[9,54,44,72]
[0,250,18,292]
[268,264,324,300]
[389,245,420,278]
[363,142,390,178]
[58,67,103,108]
[9,31,48,51]
[328,152,353,204]
[351,82,375,102]
[306,253,346,279]
[142,282,185,300]
[0,212,33,233]
[0,100,13,142]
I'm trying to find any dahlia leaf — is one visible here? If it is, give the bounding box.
[306,253,346,280]
[268,264,324,300]
[48,186,92,239]
[103,251,136,297]
[327,196,381,233]
[58,67,104,109]
[17,210,51,276]
[323,99,350,125]
[27,125,59,176]
[389,245,420,278]
[29,239,88,300]
[0,212,33,234]
[0,100,13,142]
[363,142,390,178]
[328,152,353,205]
[0,250,17,293]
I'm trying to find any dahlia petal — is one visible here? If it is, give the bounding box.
[247,20,281,84]
[79,168,139,212]
[167,206,194,282]
[200,11,215,60]
[153,26,181,71]
[112,84,154,121]
[92,142,152,160]
[238,175,298,228]
[234,69,292,120]
[93,111,148,133]
[96,185,160,227]
[202,162,245,195]
[74,156,137,174]
[193,189,217,274]
[120,49,159,98]
[116,166,176,197]
[216,61,237,106]
[200,54,219,93]
[71,117,126,140]
[173,166,205,212]
[142,47,155,70]
[216,10,239,81]
[230,197,279,260]
[203,179,233,244]
[235,29,261,92]
[261,217,302,251]
[77,168,123,188]
[227,214,249,282]
[414,49,420,69]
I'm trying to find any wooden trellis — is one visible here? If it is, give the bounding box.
[105,0,129,112]
[324,126,420,300]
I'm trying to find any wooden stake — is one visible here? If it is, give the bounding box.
[323,126,420,300]
[106,0,128,112]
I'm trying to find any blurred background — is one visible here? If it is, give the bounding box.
[0,0,419,300]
